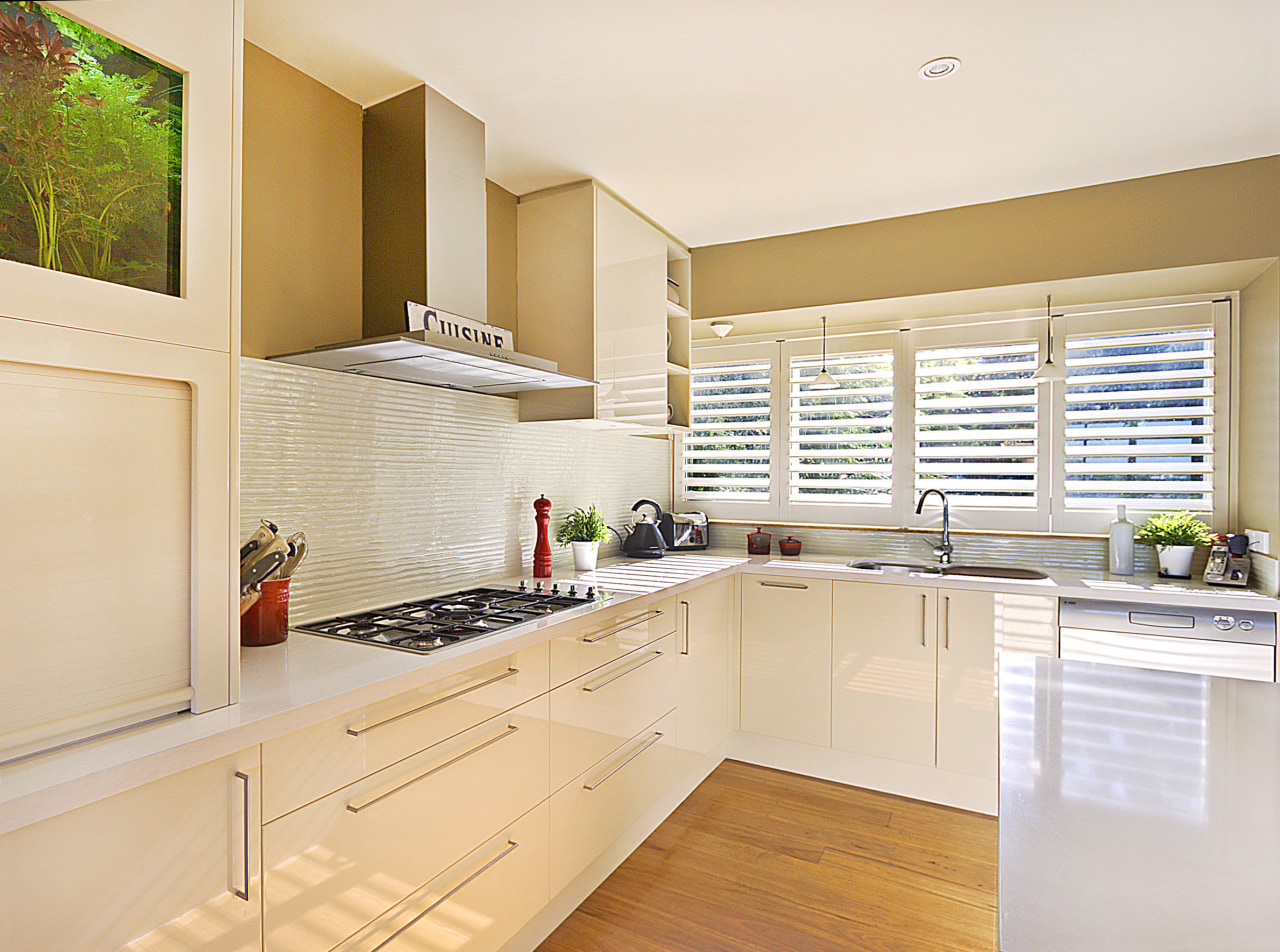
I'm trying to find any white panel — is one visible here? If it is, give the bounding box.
[239,358,671,623]
[0,362,192,754]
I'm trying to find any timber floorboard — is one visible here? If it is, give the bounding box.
[536,759,997,952]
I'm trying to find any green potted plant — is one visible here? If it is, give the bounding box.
[1134,510,1214,578]
[556,504,609,572]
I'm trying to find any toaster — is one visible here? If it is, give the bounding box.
[659,511,710,550]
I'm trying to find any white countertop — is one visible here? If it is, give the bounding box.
[3,549,1273,833]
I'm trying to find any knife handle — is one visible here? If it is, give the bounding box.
[240,589,261,617]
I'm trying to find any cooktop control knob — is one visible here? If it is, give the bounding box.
[552,583,559,594]
[535,582,544,593]
[568,585,577,596]
[586,586,595,599]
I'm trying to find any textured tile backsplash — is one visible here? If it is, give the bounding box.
[240,359,672,623]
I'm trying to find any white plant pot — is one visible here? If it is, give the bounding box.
[1156,544,1196,578]
[571,540,600,572]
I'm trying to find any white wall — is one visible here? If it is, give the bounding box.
[239,359,672,623]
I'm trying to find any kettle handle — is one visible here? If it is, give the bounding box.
[631,499,664,523]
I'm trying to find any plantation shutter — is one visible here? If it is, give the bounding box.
[682,359,772,501]
[914,339,1039,507]
[1063,326,1214,510]
[788,349,894,503]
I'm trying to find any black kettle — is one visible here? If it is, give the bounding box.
[612,499,667,558]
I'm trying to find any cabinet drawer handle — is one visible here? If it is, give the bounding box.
[368,840,520,952]
[346,725,520,813]
[943,595,950,650]
[583,731,665,791]
[759,581,808,590]
[921,594,928,647]
[681,600,690,656]
[347,668,519,736]
[582,650,663,693]
[233,771,251,902]
[582,609,664,643]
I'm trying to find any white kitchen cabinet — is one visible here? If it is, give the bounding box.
[832,581,937,766]
[550,633,678,793]
[331,802,549,952]
[0,747,261,952]
[549,709,678,897]
[516,180,688,429]
[262,643,549,821]
[832,581,997,778]
[740,575,833,746]
[676,574,734,768]
[549,593,676,686]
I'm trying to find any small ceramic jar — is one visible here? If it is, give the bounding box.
[747,527,771,555]
[778,536,802,556]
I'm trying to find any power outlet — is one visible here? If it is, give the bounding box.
[1246,529,1270,555]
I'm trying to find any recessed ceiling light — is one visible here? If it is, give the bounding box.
[918,56,961,80]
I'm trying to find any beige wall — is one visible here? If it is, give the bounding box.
[241,43,363,358]
[1238,261,1280,540]
[692,156,1280,319]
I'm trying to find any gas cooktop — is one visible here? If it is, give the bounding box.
[294,583,599,654]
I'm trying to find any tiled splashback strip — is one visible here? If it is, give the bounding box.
[240,358,671,624]
[710,521,1161,575]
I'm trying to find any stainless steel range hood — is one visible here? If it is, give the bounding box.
[271,328,595,394]
[269,84,593,396]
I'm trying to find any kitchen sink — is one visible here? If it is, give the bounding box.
[846,560,1049,580]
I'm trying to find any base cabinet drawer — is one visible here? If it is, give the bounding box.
[550,595,676,685]
[550,633,677,792]
[263,695,549,952]
[549,709,677,897]
[262,643,549,821]
[335,801,550,952]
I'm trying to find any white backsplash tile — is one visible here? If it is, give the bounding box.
[240,358,671,623]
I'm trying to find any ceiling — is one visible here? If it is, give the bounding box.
[246,0,1280,249]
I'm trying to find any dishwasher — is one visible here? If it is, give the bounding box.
[1058,597,1277,681]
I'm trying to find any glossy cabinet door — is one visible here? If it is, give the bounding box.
[740,575,833,746]
[677,575,734,767]
[832,581,937,766]
[333,801,549,952]
[0,747,261,952]
[550,633,677,793]
[262,696,549,952]
[935,587,998,778]
[593,189,668,426]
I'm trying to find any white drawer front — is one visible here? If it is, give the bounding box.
[550,633,677,793]
[550,594,676,686]
[549,709,678,897]
[262,643,549,821]
[335,801,549,952]
[262,695,549,952]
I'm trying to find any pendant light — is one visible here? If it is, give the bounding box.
[808,316,839,390]
[1032,294,1067,384]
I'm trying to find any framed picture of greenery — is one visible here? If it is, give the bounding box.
[0,1,235,354]
[1,2,182,295]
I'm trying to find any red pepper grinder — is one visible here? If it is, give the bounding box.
[533,494,553,578]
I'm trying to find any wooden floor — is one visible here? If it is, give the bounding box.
[537,760,997,952]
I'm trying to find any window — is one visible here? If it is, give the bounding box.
[682,359,772,502]
[680,297,1231,533]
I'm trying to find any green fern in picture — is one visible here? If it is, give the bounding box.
[1134,511,1214,547]
[556,505,609,545]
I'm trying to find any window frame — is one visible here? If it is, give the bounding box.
[680,295,1234,535]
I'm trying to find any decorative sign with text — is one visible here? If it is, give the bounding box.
[404,301,512,350]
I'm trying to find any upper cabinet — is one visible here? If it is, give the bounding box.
[517,181,690,429]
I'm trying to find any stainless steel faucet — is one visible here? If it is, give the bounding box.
[916,489,953,564]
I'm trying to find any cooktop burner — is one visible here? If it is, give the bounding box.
[294,583,598,655]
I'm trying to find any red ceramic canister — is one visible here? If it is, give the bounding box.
[241,577,291,646]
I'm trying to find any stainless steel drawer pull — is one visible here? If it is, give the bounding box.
[370,840,520,952]
[233,771,251,901]
[681,600,690,655]
[943,595,950,650]
[581,651,664,693]
[582,609,664,643]
[583,731,665,791]
[346,725,520,813]
[921,594,928,647]
[347,668,519,736]
[759,581,808,590]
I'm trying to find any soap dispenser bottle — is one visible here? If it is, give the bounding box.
[1109,505,1134,575]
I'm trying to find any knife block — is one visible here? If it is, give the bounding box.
[241,578,291,646]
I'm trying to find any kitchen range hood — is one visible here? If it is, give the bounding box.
[271,328,595,394]
[269,83,594,396]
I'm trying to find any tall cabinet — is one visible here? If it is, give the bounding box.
[516,180,690,429]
